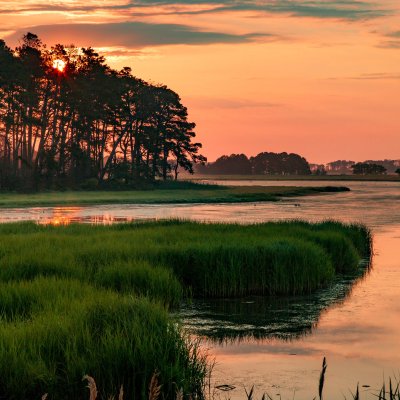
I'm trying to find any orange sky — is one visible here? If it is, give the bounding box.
[1,0,400,163]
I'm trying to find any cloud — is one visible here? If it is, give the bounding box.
[187,96,282,109]
[6,21,274,48]
[141,0,389,21]
[0,0,390,21]
[327,72,400,80]
[377,30,400,49]
[352,72,400,80]
[145,0,390,20]
[386,31,400,38]
[379,41,400,49]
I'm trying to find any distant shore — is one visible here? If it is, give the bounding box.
[188,174,400,182]
[0,185,349,208]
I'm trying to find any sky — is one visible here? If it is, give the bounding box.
[1,1,400,163]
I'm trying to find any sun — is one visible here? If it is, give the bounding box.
[52,59,65,73]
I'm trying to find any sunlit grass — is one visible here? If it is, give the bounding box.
[0,220,371,399]
[0,185,349,208]
[0,220,370,297]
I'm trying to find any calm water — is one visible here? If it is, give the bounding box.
[1,180,400,399]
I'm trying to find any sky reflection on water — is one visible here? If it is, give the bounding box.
[0,180,399,399]
[0,181,398,229]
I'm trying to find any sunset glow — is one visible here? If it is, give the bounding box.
[52,59,65,73]
[1,0,399,162]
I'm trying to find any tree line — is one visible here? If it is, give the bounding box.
[0,33,205,190]
[197,152,311,175]
[325,159,399,174]
[198,153,399,176]
[351,162,387,175]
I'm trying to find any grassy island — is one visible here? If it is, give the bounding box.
[0,182,350,208]
[0,220,371,399]
[189,174,400,182]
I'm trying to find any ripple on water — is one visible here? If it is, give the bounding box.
[0,180,399,399]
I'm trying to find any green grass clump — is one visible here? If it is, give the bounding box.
[93,261,183,304]
[147,239,334,297]
[0,185,349,208]
[0,220,371,399]
[0,278,206,400]
[0,220,371,298]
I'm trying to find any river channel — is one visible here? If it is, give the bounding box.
[0,180,399,399]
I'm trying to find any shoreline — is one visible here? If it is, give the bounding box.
[0,185,350,209]
[188,174,400,182]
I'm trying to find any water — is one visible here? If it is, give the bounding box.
[1,180,399,399]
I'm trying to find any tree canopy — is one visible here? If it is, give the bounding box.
[0,33,205,190]
[201,153,252,174]
[251,152,311,175]
[351,162,387,175]
[198,152,311,175]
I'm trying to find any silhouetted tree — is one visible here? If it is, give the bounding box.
[325,160,355,174]
[363,159,400,174]
[313,166,327,176]
[351,163,387,175]
[204,154,252,174]
[0,34,205,190]
[197,152,311,175]
[251,152,311,175]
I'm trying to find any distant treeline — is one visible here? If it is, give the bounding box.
[312,159,400,175]
[0,33,205,190]
[196,152,311,175]
[197,154,400,176]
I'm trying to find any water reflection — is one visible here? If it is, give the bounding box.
[38,207,82,225]
[0,180,399,398]
[0,181,398,229]
[180,262,371,344]
[40,214,137,225]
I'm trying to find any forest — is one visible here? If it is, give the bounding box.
[0,33,205,190]
[197,152,311,175]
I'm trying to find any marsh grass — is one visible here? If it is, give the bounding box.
[189,174,400,182]
[0,185,349,208]
[0,278,207,399]
[0,220,371,298]
[0,220,371,399]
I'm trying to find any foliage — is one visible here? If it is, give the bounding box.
[0,220,371,398]
[0,279,206,399]
[325,160,355,174]
[200,154,252,174]
[362,160,400,174]
[0,220,370,297]
[251,152,311,175]
[198,152,311,175]
[312,165,327,175]
[0,34,206,190]
[351,162,387,175]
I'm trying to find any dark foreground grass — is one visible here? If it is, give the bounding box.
[0,221,371,399]
[0,279,206,400]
